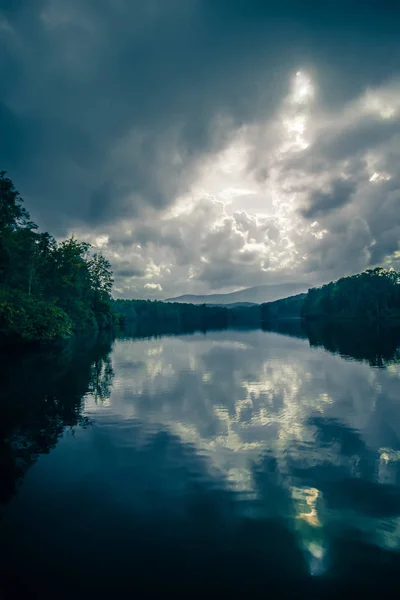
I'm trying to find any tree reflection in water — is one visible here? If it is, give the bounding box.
[0,333,114,507]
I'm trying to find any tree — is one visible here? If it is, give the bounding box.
[0,172,38,290]
[89,253,114,302]
[0,171,35,233]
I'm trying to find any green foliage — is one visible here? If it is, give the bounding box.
[302,268,400,322]
[0,170,35,233]
[0,172,115,343]
[0,289,72,341]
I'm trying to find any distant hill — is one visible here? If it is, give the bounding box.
[165,283,310,306]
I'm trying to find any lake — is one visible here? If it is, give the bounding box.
[1,325,400,597]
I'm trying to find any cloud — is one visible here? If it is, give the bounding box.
[144,283,163,292]
[2,1,400,229]
[96,194,314,298]
[2,1,400,296]
[114,264,146,279]
[301,179,356,219]
[0,0,285,232]
[89,71,400,298]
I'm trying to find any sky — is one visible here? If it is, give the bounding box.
[1,0,400,299]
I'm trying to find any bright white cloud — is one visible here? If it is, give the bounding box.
[144,283,163,291]
[75,71,400,298]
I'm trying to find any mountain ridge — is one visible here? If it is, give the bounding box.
[165,283,311,305]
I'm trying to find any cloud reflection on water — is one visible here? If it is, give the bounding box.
[84,328,400,574]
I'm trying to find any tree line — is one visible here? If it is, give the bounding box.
[113,298,229,335]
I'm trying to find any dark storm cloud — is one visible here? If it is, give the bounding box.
[301,179,356,219]
[1,0,400,233]
[114,264,146,279]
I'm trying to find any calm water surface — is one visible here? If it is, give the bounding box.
[1,326,400,597]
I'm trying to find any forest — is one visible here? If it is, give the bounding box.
[301,268,400,322]
[0,172,115,343]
